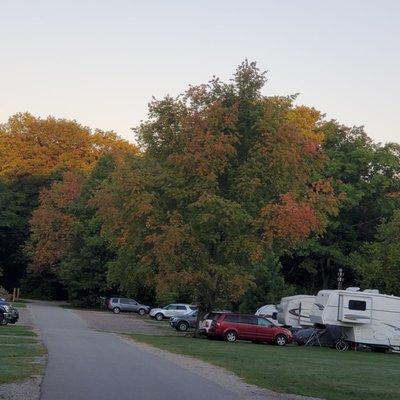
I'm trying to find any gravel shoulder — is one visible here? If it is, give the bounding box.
[124,336,321,400]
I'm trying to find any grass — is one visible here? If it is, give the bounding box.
[10,302,27,308]
[0,325,45,384]
[0,325,36,336]
[130,334,400,400]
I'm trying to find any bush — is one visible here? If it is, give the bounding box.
[0,286,11,301]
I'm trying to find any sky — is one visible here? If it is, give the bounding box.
[1,0,399,144]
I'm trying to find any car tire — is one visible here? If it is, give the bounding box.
[275,334,287,346]
[138,308,146,316]
[155,313,164,321]
[112,307,121,314]
[177,321,189,332]
[0,314,7,326]
[225,330,237,342]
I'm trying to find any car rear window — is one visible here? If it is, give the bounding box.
[111,298,118,303]
[176,305,187,310]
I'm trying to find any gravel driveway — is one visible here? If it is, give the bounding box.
[71,308,173,335]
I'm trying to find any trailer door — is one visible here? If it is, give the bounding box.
[338,295,372,324]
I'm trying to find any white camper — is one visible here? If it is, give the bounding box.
[310,287,400,349]
[276,295,315,328]
[255,304,281,326]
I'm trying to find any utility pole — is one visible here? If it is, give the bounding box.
[337,268,344,290]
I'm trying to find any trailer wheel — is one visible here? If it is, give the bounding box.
[372,347,387,353]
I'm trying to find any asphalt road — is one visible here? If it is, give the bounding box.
[30,302,240,400]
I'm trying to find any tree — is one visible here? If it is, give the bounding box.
[0,112,134,179]
[0,112,137,292]
[284,123,400,291]
[351,210,400,295]
[94,61,339,327]
[26,172,84,272]
[238,254,295,314]
[58,156,119,307]
[25,156,121,305]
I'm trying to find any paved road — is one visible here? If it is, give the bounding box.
[30,302,240,400]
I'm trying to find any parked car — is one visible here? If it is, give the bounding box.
[150,304,197,321]
[201,310,231,334]
[170,310,198,332]
[208,313,292,345]
[107,298,150,315]
[0,300,19,325]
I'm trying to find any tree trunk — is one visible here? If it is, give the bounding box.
[321,258,330,289]
[194,306,208,338]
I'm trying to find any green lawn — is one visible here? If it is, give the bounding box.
[0,325,45,384]
[130,334,400,400]
[11,301,27,308]
[0,325,36,336]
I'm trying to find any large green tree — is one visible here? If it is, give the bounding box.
[284,123,400,291]
[351,209,400,295]
[94,61,339,320]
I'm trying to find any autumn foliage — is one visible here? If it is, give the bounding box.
[93,61,339,312]
[0,112,136,179]
[26,172,84,271]
[4,61,397,310]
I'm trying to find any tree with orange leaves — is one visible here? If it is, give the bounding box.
[0,112,137,292]
[94,61,340,325]
[0,112,136,180]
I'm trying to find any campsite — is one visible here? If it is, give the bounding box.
[1,2,400,399]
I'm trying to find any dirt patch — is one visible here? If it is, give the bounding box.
[123,337,321,400]
[71,309,174,335]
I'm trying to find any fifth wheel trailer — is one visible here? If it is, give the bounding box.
[310,287,400,350]
[276,295,315,328]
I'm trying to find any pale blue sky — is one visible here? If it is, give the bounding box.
[1,1,399,143]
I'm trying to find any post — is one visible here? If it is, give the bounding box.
[16,288,20,300]
[12,288,16,302]
[337,268,344,290]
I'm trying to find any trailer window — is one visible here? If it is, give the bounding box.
[348,300,366,311]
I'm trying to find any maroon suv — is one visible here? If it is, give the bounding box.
[208,313,292,345]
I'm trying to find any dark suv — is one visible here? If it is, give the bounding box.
[208,313,292,345]
[0,300,19,325]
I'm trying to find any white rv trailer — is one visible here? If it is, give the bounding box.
[310,287,400,349]
[255,304,281,326]
[276,295,315,328]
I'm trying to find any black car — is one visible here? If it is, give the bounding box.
[0,300,19,325]
[169,310,198,332]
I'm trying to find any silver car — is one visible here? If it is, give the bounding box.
[108,298,150,316]
[149,304,197,321]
